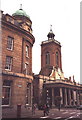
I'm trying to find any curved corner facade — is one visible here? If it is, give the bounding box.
[1,9,35,112]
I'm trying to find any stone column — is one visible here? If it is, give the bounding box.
[60,88,63,105]
[68,89,71,106]
[72,90,74,105]
[75,91,77,106]
[77,91,80,105]
[74,90,77,106]
[52,88,55,107]
[72,90,76,106]
[64,88,67,106]
[76,90,79,106]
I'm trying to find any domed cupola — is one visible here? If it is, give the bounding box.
[47,25,55,40]
[12,4,30,20]
[12,4,32,33]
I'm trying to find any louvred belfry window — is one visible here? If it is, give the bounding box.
[56,52,59,66]
[46,52,50,65]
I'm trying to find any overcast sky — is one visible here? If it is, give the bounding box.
[1,0,80,83]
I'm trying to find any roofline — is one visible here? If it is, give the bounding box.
[12,14,32,23]
[41,39,61,47]
[2,19,35,45]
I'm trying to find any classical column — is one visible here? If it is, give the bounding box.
[76,90,79,106]
[77,91,80,105]
[68,89,71,106]
[73,90,77,106]
[64,88,67,106]
[52,88,55,107]
[60,88,63,105]
[75,90,77,106]
[72,90,76,106]
[72,90,74,105]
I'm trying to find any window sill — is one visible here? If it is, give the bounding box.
[7,48,13,51]
[25,104,30,106]
[26,56,29,59]
[5,69,11,71]
[1,105,12,108]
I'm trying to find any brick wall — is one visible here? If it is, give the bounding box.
[41,41,62,72]
[2,24,34,74]
[2,13,35,108]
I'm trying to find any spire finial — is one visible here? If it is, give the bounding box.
[50,25,52,31]
[47,25,55,39]
[20,4,22,10]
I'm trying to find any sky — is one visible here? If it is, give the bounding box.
[1,0,80,83]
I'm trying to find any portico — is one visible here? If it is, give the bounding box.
[43,80,81,108]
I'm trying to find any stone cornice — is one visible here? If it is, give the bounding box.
[2,70,33,80]
[44,82,82,89]
[41,39,61,47]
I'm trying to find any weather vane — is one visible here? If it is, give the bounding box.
[20,4,22,10]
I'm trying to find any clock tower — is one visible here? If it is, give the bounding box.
[40,26,62,76]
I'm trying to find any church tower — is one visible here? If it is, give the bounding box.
[40,26,62,76]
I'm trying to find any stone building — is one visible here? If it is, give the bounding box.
[1,6,35,111]
[33,27,82,108]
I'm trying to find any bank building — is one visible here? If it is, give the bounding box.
[1,6,82,118]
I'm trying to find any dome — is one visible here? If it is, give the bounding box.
[12,8,30,19]
[47,27,55,39]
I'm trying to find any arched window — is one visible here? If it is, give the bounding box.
[46,52,50,65]
[56,52,59,66]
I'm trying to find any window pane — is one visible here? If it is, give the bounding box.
[25,63,29,75]
[7,36,13,50]
[3,80,11,86]
[2,87,11,105]
[26,46,29,57]
[26,83,31,104]
[5,56,12,70]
